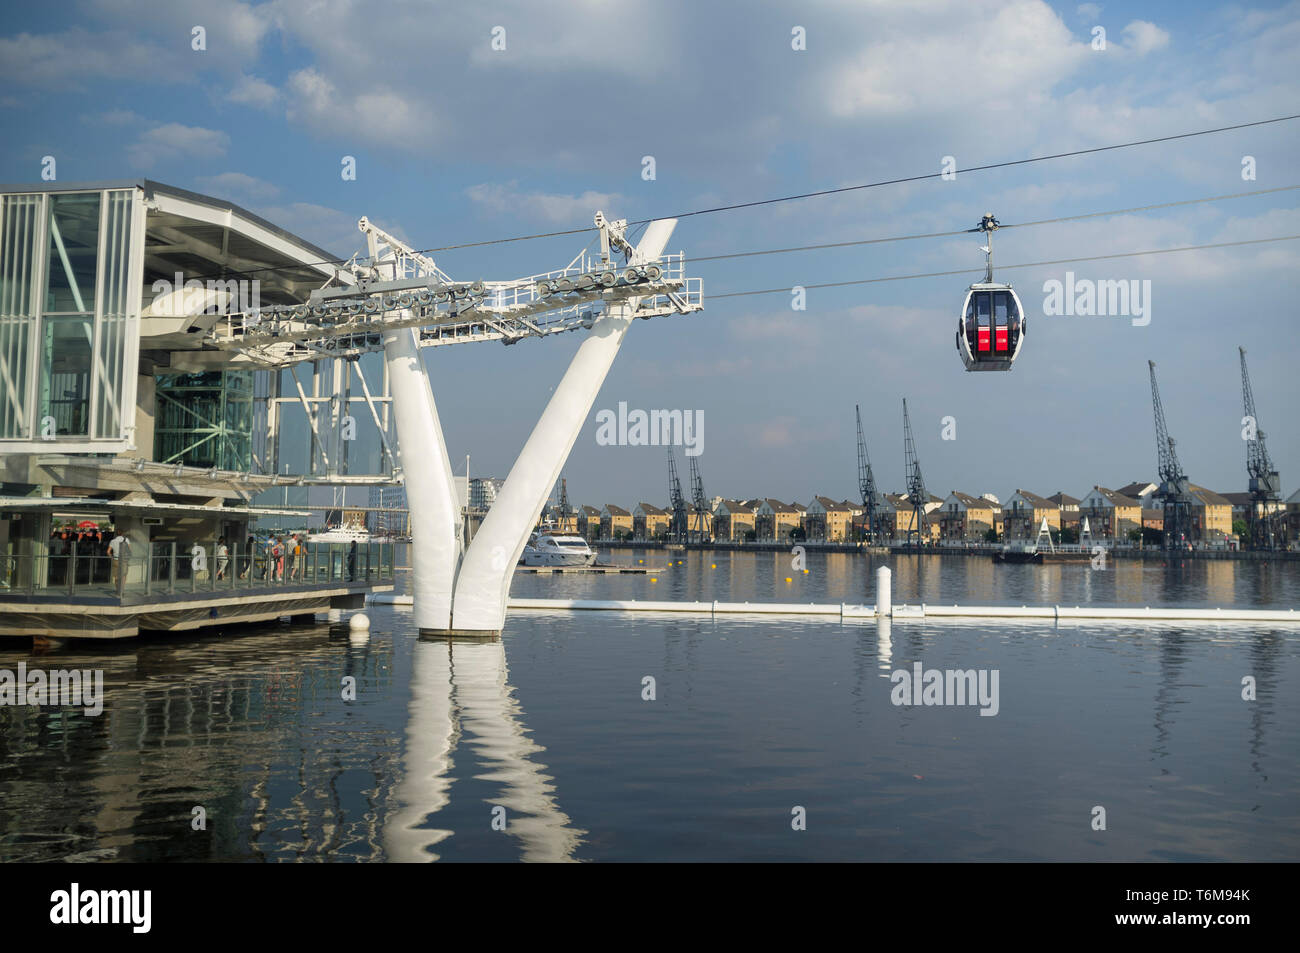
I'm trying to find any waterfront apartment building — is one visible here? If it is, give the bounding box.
[577,505,601,542]
[755,499,804,541]
[600,504,632,539]
[1079,486,1143,541]
[805,496,856,542]
[712,499,757,541]
[1046,491,1082,531]
[1188,485,1233,541]
[1003,489,1060,541]
[633,502,671,540]
[939,491,1003,542]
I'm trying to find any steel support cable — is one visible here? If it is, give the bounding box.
[707,234,1300,300]
[180,115,1300,281]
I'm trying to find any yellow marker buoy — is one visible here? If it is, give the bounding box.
[650,577,657,582]
[710,564,716,569]
[785,577,792,583]
[803,569,809,574]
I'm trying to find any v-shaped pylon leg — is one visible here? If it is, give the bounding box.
[384,325,461,631]
[449,219,679,634]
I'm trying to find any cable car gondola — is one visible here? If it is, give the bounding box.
[956,213,1024,372]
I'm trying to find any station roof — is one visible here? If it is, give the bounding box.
[0,178,354,312]
[0,497,310,518]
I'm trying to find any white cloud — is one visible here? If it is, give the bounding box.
[97,109,145,126]
[84,0,272,63]
[285,68,432,146]
[1076,3,1102,20]
[227,74,279,109]
[0,28,186,86]
[1121,20,1171,56]
[466,182,624,225]
[825,1,1088,119]
[127,123,230,168]
[194,172,281,201]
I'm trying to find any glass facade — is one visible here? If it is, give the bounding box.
[0,195,39,438]
[0,188,135,444]
[155,370,255,471]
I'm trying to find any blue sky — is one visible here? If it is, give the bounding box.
[3,0,1297,508]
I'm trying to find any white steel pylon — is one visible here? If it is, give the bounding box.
[376,217,680,634]
[451,218,678,632]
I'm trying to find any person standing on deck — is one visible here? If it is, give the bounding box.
[107,530,128,588]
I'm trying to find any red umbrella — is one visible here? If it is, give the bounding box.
[77,520,99,529]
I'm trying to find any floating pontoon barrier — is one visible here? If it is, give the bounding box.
[365,591,1298,623]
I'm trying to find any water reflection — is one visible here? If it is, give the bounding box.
[385,636,583,862]
[1151,631,1187,769]
[0,623,398,862]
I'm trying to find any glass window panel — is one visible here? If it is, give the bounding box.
[155,370,254,470]
[44,193,101,314]
[39,314,92,436]
[95,190,132,438]
[0,194,40,438]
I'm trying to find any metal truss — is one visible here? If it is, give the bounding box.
[203,213,703,367]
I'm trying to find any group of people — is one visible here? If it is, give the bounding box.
[233,534,310,582]
[45,527,361,589]
[47,527,128,586]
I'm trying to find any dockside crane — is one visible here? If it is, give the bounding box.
[1148,360,1195,550]
[1239,347,1282,550]
[902,399,929,546]
[689,455,709,542]
[856,404,880,543]
[668,449,689,543]
[557,477,572,526]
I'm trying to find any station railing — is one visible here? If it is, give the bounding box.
[0,541,395,601]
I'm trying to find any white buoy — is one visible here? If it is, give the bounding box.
[328,608,342,622]
[349,612,370,631]
[876,565,892,618]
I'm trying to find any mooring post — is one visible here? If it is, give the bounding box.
[876,565,892,618]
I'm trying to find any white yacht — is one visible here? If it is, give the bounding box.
[520,534,598,567]
[307,525,387,544]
